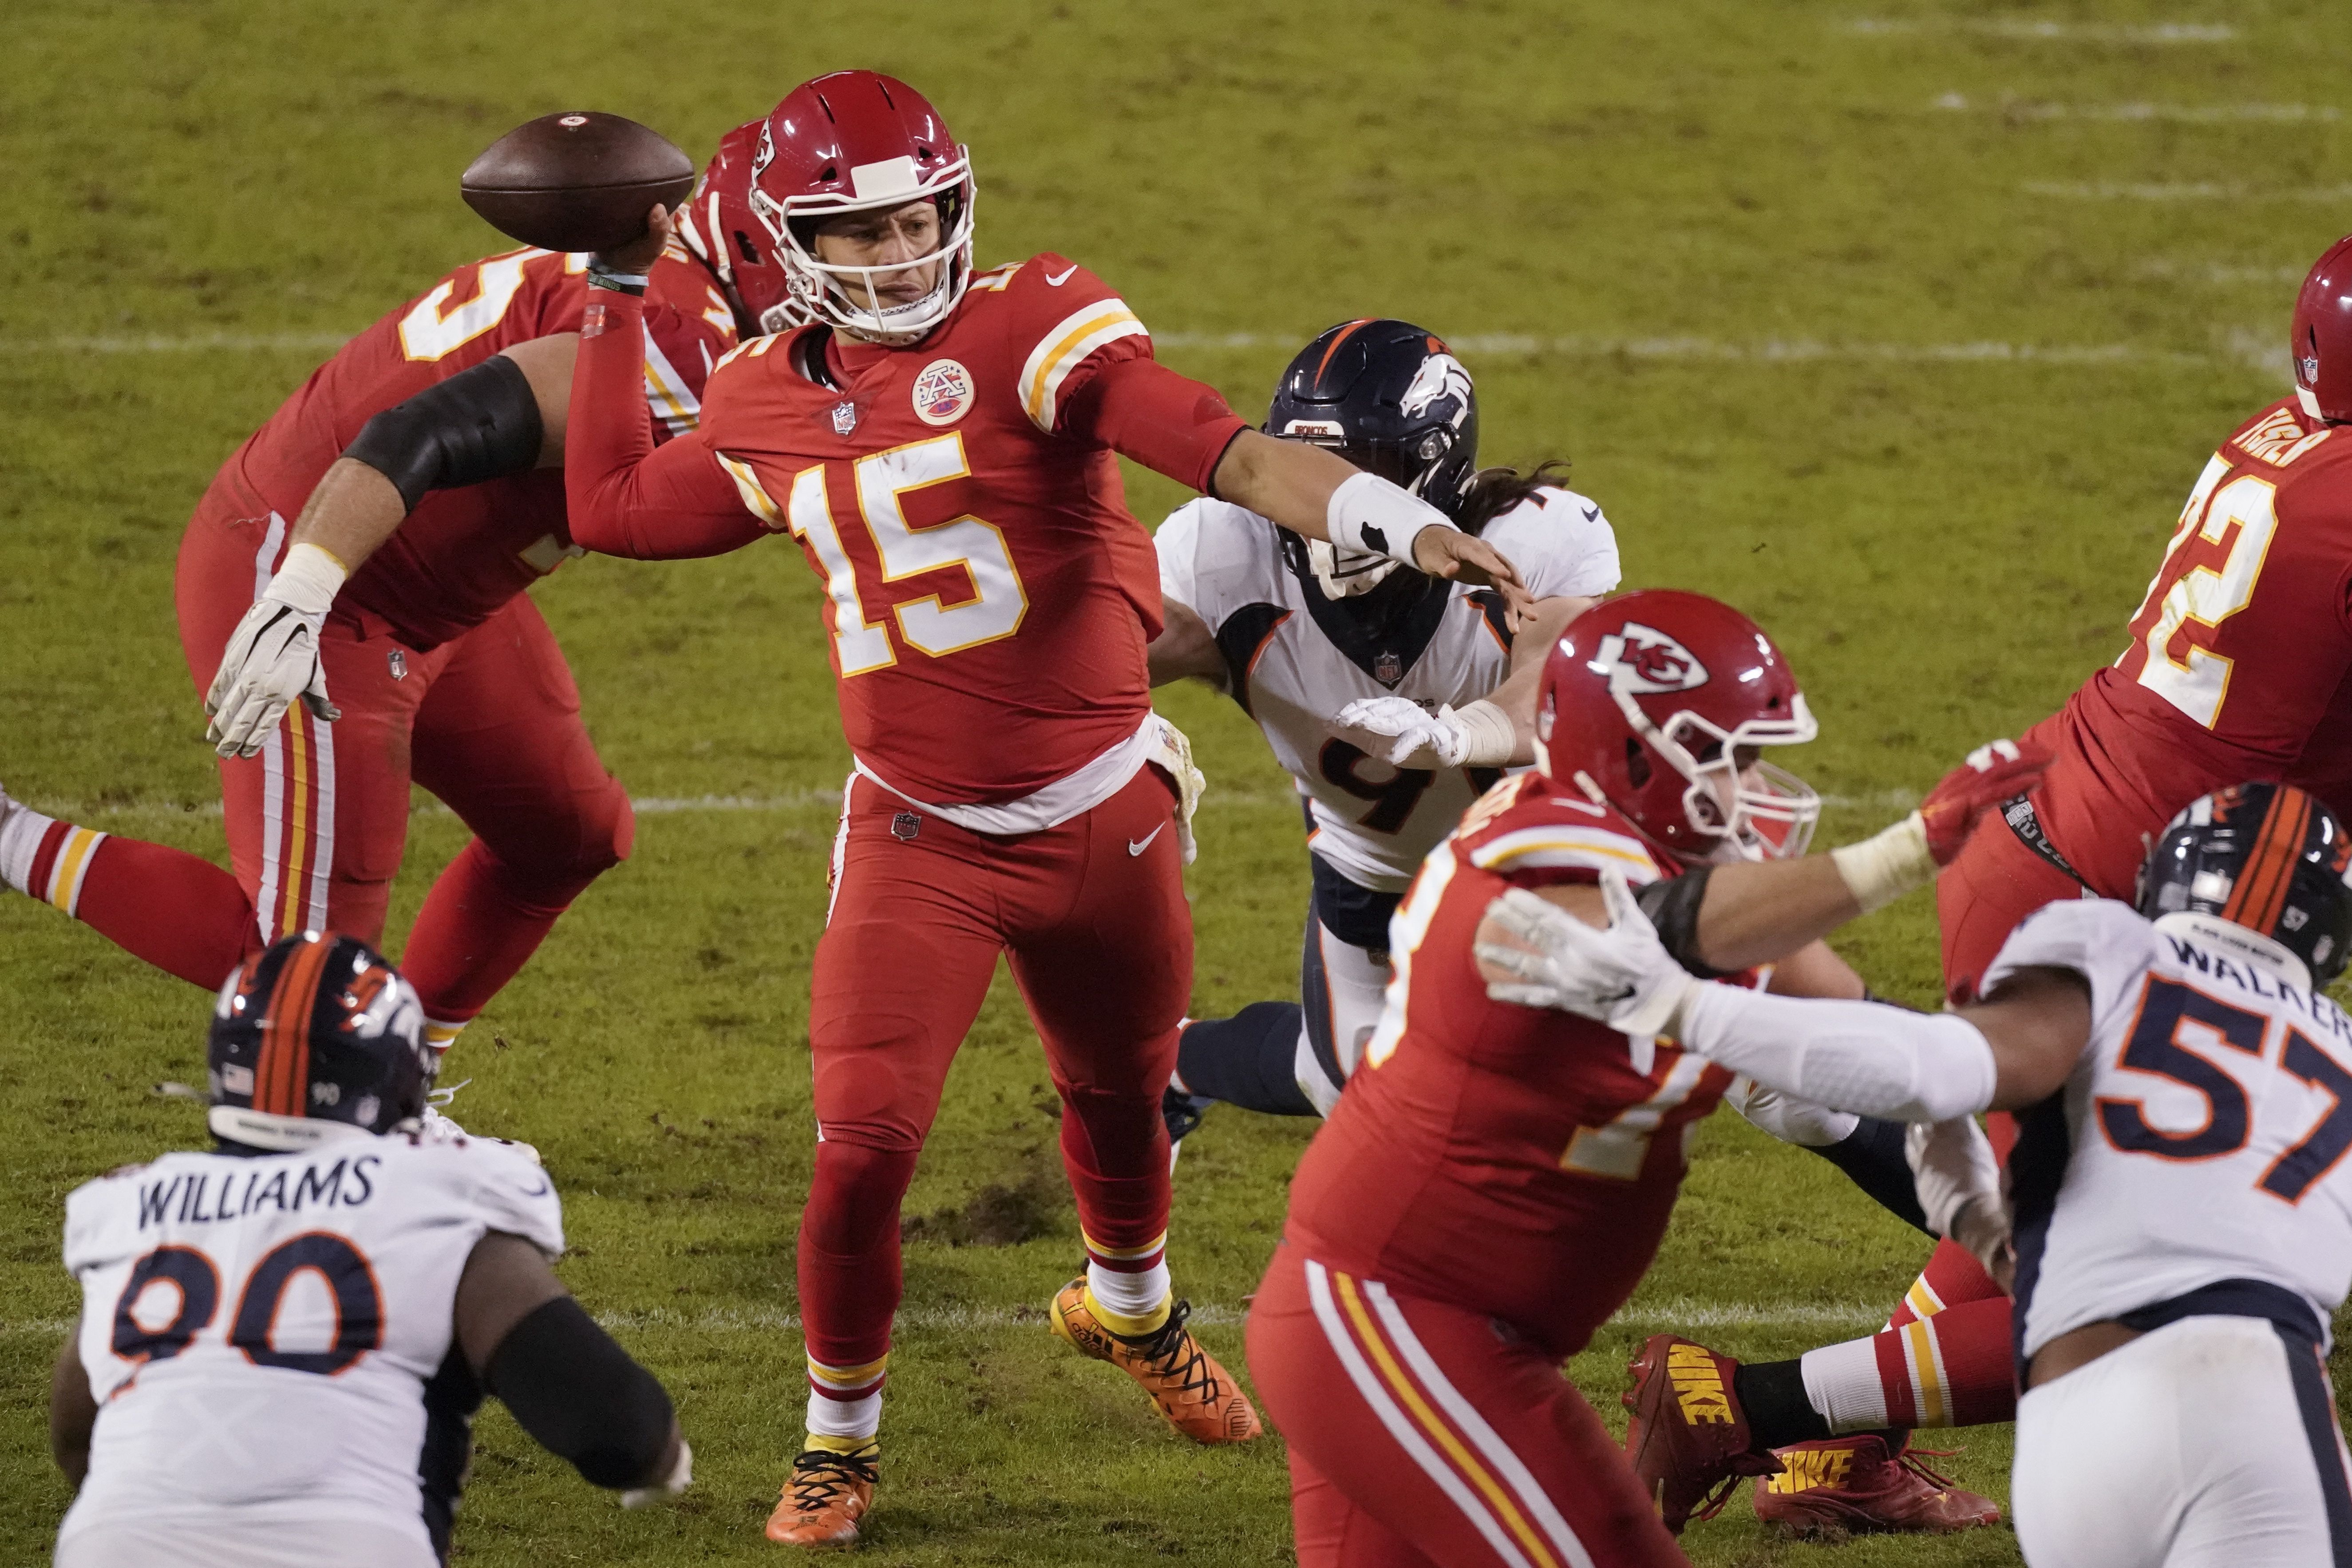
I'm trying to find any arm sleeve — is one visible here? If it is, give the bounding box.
[1064,358,1252,494]
[345,354,543,513]
[485,1296,674,1489]
[1676,983,2001,1122]
[563,294,771,560]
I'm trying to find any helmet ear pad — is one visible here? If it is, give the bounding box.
[2136,782,2352,985]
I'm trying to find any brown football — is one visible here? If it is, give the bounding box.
[460,111,695,255]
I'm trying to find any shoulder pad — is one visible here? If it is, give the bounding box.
[1455,782,1663,883]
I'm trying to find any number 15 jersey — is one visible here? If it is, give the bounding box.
[60,1136,562,1555]
[1994,899,2352,1361]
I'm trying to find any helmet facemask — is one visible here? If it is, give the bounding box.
[753,160,977,347]
[1629,697,1821,862]
[1274,421,1466,599]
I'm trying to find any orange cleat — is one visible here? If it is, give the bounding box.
[764,1448,877,1549]
[1754,1434,2000,1538]
[1621,1334,1781,1533]
[1049,1278,1262,1444]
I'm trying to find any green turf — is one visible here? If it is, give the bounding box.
[5,0,2352,1562]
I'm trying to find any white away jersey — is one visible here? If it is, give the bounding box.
[1158,486,1620,892]
[59,1135,562,1552]
[1995,900,2352,1359]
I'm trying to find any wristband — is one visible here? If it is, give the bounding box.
[585,259,649,296]
[1326,470,1457,567]
[1829,810,1936,915]
[265,542,348,616]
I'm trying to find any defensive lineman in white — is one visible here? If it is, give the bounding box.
[1481,779,2352,1567]
[51,932,690,1568]
[1148,319,1615,1132]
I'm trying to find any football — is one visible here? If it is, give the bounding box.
[459,111,695,255]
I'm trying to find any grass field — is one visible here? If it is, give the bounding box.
[5,1,2351,1562]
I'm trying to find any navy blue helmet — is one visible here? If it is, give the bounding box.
[1266,318,1480,516]
[207,932,434,1152]
[2136,782,2352,985]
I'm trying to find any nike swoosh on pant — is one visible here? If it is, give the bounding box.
[1127,824,1165,856]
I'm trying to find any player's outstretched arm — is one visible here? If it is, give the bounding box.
[48,1316,95,1488]
[454,1231,689,1503]
[1146,600,1226,687]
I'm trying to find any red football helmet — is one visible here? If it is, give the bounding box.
[2293,233,2352,425]
[1535,589,1820,864]
[747,71,976,345]
[676,118,795,337]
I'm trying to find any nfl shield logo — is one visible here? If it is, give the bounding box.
[832,401,859,436]
[890,811,921,842]
[1375,651,1402,683]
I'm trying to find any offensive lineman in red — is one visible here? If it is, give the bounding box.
[1247,591,2041,1566]
[558,72,1530,1547]
[0,143,745,1072]
[1627,233,2352,1527]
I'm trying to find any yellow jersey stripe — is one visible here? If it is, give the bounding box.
[1334,1272,1562,1568]
[1017,300,1147,431]
[1468,829,1658,878]
[715,453,784,527]
[280,713,311,939]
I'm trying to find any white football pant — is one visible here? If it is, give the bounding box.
[56,1515,437,1568]
[1293,920,1393,1117]
[2013,1314,2352,1567]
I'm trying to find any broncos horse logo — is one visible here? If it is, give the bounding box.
[1399,351,1474,428]
[1589,623,1711,696]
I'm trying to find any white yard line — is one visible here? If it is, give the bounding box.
[1848,18,2237,44]
[2,328,2235,367]
[0,1297,1885,1339]
[2136,260,2307,285]
[1932,93,2334,122]
[2026,181,2352,203]
[40,787,1919,825]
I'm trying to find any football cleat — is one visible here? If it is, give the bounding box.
[1753,1434,2000,1538]
[409,1086,542,1166]
[765,1447,877,1548]
[1048,1279,1262,1444]
[1621,1334,1780,1533]
[1162,1082,1214,1171]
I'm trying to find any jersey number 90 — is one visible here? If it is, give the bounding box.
[111,1232,383,1378]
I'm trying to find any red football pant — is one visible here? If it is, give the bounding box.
[1250,1244,1686,1568]
[47,482,632,1026]
[798,766,1191,1375]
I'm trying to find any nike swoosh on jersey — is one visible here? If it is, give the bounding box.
[1045,264,1079,286]
[1128,824,1165,856]
[1582,503,1601,521]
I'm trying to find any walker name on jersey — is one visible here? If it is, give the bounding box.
[2162,933,2352,1050]
[134,1154,379,1230]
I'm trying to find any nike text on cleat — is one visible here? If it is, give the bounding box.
[1048,1278,1262,1444]
[1621,1334,1779,1534]
[1753,1434,2000,1539]
[1127,824,1165,856]
[766,1447,877,1548]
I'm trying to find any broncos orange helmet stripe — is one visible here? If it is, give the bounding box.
[2222,786,2309,937]
[256,935,333,1116]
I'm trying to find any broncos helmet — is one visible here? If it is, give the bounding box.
[207,932,434,1153]
[2136,782,2352,986]
[1266,319,1479,599]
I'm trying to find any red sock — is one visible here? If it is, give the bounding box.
[797,1141,921,1371]
[1889,1237,2008,1327]
[2,810,254,988]
[1056,1078,1172,1259]
[397,838,600,1027]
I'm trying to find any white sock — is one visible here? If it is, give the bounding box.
[0,805,59,896]
[1799,1334,1891,1434]
[804,1355,885,1453]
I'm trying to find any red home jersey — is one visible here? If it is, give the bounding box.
[1284,774,1737,1359]
[687,256,1179,804]
[2035,398,2352,895]
[223,244,736,649]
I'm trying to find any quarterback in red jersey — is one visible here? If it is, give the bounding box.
[1620,233,2352,1531]
[0,145,740,1068]
[1247,591,2036,1567]
[557,70,1528,1548]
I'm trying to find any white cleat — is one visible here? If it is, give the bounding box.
[412,1086,541,1165]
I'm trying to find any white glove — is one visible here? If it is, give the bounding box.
[1334,696,1465,767]
[205,543,346,758]
[1474,871,1703,1039]
[1906,1118,2013,1290]
[621,1438,692,1508]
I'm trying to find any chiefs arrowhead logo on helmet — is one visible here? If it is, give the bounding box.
[751,118,776,182]
[1591,623,1710,696]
